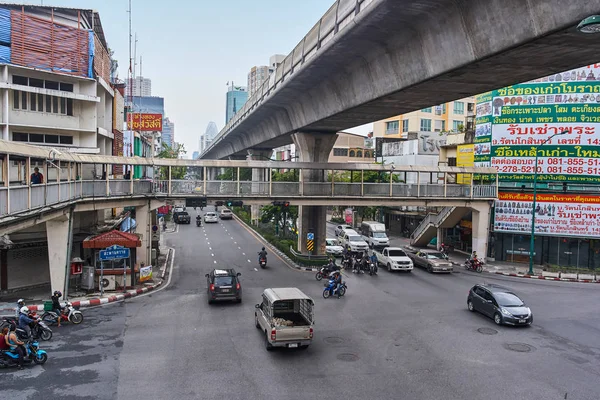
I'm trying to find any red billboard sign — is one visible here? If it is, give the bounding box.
[127,113,163,131]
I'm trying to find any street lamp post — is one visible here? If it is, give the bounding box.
[528,130,568,275]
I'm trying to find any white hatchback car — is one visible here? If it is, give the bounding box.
[204,212,219,223]
[219,208,233,220]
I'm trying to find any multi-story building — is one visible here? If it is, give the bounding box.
[192,151,199,160]
[225,86,248,124]
[0,4,115,158]
[247,66,270,98]
[373,97,476,139]
[199,121,219,154]
[162,117,175,148]
[126,76,151,97]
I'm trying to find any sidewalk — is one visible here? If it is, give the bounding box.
[0,244,173,316]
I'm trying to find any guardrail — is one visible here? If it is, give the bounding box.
[0,178,497,220]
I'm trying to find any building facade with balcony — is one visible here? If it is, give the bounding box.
[373,97,476,138]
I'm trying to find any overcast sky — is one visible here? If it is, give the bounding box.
[13,0,371,155]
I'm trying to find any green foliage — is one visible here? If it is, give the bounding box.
[216,167,252,181]
[157,143,186,179]
[327,164,402,183]
[271,169,299,182]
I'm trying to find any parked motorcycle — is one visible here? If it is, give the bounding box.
[0,339,48,368]
[464,258,483,273]
[41,302,84,325]
[322,279,347,299]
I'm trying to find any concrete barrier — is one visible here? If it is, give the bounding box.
[541,271,560,278]
[578,273,595,281]
[561,273,578,280]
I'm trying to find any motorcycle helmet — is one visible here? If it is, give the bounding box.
[20,306,29,314]
[54,290,62,297]
[262,247,265,251]
[17,298,24,306]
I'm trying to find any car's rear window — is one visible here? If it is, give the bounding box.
[179,212,189,216]
[206,212,217,216]
[214,276,234,286]
[222,210,232,213]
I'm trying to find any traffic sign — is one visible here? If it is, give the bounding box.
[99,245,131,261]
[152,225,158,232]
[307,232,314,240]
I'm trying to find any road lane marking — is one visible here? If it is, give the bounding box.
[211,254,214,257]
[209,247,212,250]
[254,268,258,272]
[214,260,217,264]
[242,252,246,256]
[247,259,251,263]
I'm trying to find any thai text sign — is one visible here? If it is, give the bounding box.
[99,245,130,261]
[127,113,163,132]
[474,63,600,184]
[494,192,600,238]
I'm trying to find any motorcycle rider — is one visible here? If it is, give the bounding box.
[18,307,33,339]
[468,251,479,269]
[51,291,62,327]
[196,214,202,226]
[329,270,343,298]
[258,247,267,264]
[15,299,25,318]
[5,325,25,370]
[370,251,378,269]
[360,252,370,272]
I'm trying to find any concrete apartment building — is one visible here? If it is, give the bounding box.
[373,97,476,138]
[126,76,151,97]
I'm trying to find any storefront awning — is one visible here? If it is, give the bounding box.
[82,230,141,249]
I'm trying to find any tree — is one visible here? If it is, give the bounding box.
[260,204,298,238]
[157,143,186,179]
[216,168,252,181]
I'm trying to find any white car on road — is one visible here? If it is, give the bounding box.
[204,212,219,223]
[325,238,344,256]
[334,224,352,237]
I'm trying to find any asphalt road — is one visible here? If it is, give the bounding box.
[4,210,600,400]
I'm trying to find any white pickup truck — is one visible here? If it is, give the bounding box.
[373,247,414,272]
[255,288,314,351]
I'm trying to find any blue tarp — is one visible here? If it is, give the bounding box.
[0,8,10,46]
[88,30,94,78]
[0,45,10,63]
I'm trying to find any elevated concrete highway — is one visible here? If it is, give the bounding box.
[201,0,600,160]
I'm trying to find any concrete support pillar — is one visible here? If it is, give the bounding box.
[46,213,72,294]
[292,132,338,255]
[436,226,444,251]
[136,204,151,267]
[471,202,491,261]
[248,149,272,223]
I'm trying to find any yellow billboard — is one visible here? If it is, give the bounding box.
[457,144,474,184]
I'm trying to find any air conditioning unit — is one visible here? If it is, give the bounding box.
[99,275,117,291]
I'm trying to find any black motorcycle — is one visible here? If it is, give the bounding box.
[258,253,267,269]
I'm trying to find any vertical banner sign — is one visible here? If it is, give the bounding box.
[306,232,315,253]
[345,208,353,225]
[139,265,153,282]
[457,144,475,184]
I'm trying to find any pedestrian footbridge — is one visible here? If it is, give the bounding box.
[0,141,497,233]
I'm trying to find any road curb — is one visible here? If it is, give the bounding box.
[20,281,164,312]
[231,214,321,272]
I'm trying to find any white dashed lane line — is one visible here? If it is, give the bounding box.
[247,259,251,263]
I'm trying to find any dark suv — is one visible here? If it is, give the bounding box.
[174,211,190,224]
[467,284,533,326]
[206,269,242,304]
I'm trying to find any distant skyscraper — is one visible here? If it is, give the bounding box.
[192,151,199,160]
[126,76,152,97]
[162,117,175,148]
[199,121,219,153]
[225,85,248,124]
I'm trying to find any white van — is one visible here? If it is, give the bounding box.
[360,221,389,248]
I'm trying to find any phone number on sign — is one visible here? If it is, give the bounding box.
[496,165,600,175]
